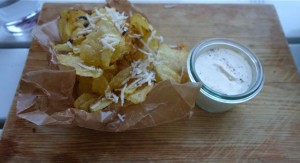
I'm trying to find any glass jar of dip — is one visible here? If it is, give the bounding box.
[187,38,264,113]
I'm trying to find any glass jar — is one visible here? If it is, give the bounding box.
[187,38,264,113]
[0,0,41,35]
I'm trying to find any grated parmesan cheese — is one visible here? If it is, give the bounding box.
[90,100,102,110]
[77,62,99,71]
[146,30,157,45]
[149,25,154,31]
[95,8,108,20]
[128,34,141,38]
[137,48,153,57]
[104,7,128,34]
[67,41,73,48]
[100,34,120,51]
[120,83,127,106]
[105,88,119,103]
[84,15,96,29]
[77,29,93,35]
[139,39,154,55]
[73,47,80,53]
[154,35,164,44]
[126,60,156,89]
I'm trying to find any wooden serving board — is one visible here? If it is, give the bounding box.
[1,3,300,162]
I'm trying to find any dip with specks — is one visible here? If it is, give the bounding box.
[195,47,252,95]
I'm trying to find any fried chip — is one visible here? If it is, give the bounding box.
[126,84,154,104]
[155,64,181,83]
[77,76,93,95]
[109,66,132,90]
[92,75,109,96]
[57,54,103,78]
[58,9,87,42]
[155,44,189,83]
[74,93,98,111]
[90,98,113,112]
[54,42,73,53]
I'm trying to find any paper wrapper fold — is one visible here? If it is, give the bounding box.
[16,0,200,132]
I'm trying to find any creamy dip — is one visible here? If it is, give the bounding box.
[195,47,252,95]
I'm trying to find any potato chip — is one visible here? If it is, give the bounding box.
[58,9,87,42]
[57,54,103,78]
[109,66,132,90]
[74,93,98,111]
[90,98,113,112]
[77,76,93,95]
[103,71,114,83]
[155,64,181,83]
[79,44,103,67]
[129,13,162,53]
[130,14,150,34]
[92,75,109,96]
[155,44,189,83]
[54,43,73,53]
[126,84,154,104]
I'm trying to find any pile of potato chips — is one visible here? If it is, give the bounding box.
[54,6,189,112]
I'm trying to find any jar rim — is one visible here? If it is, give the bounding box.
[187,38,264,100]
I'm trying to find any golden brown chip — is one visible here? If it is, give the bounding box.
[155,44,189,83]
[57,54,103,78]
[130,13,150,34]
[92,75,109,96]
[90,98,113,112]
[109,66,132,89]
[155,64,181,83]
[58,9,87,42]
[126,84,154,104]
[54,43,73,53]
[74,93,98,111]
[77,76,93,95]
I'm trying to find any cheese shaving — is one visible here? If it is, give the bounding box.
[78,62,98,71]
[154,35,164,44]
[137,48,153,57]
[139,39,155,54]
[146,30,157,45]
[84,15,96,29]
[149,25,154,31]
[120,83,127,106]
[67,41,73,48]
[104,7,128,34]
[126,60,156,89]
[128,34,141,38]
[105,88,119,103]
[100,34,120,51]
[95,8,108,20]
[73,47,80,53]
[90,100,102,110]
[77,29,93,35]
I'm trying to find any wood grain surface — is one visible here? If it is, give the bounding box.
[1,3,300,162]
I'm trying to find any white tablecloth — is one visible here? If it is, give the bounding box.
[0,49,28,122]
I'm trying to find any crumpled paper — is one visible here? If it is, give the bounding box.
[16,0,200,132]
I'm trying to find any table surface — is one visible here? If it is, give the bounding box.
[1,3,300,162]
